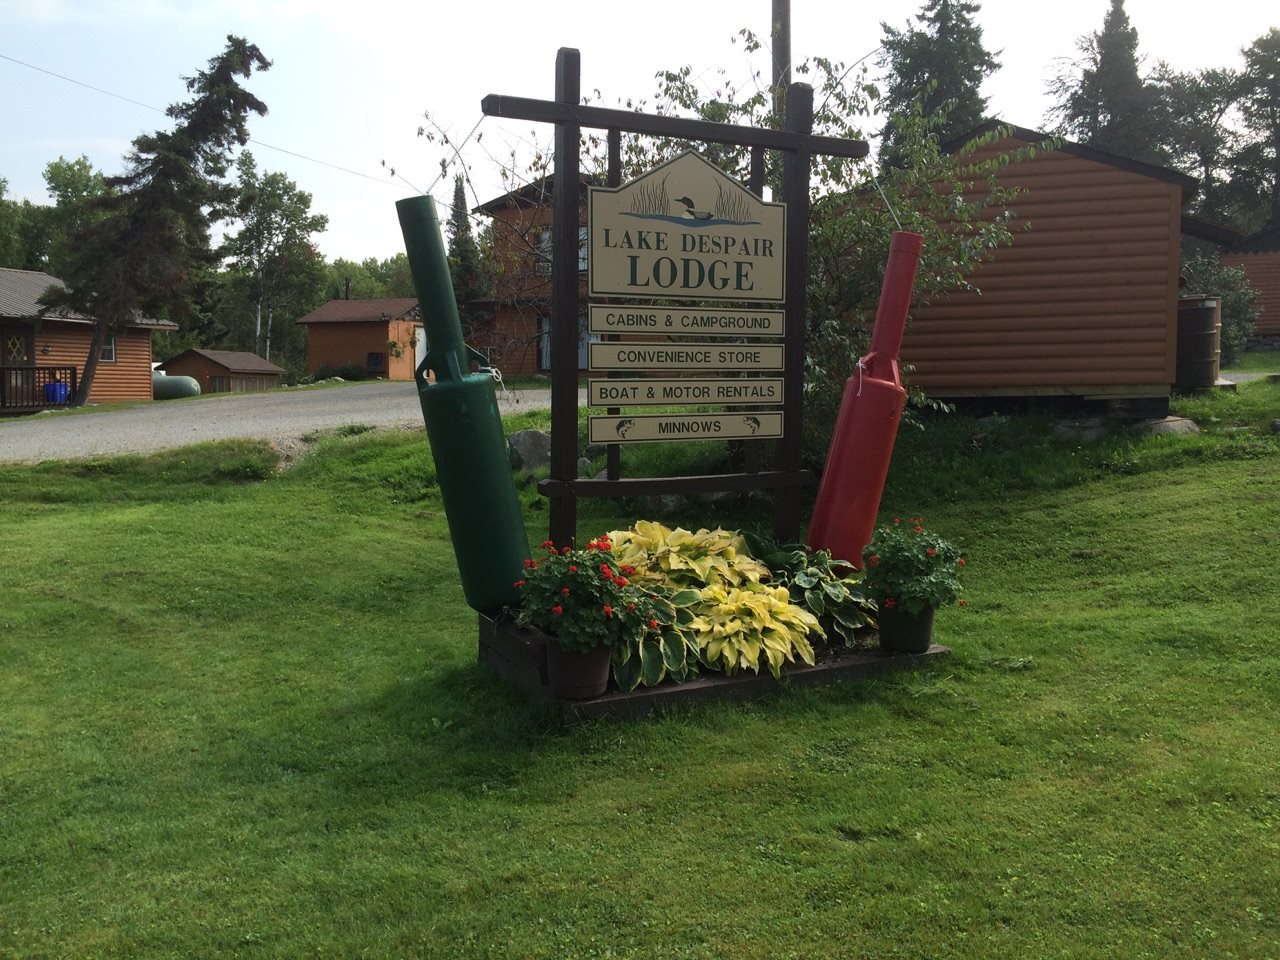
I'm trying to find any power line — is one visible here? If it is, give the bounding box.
[0,50,396,187]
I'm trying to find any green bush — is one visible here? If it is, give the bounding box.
[1181,253,1262,368]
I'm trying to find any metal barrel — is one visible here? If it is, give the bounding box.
[1175,296,1222,393]
[397,195,530,614]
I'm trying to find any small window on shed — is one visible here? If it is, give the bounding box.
[367,352,386,374]
[99,336,116,363]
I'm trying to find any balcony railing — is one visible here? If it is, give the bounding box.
[0,366,79,411]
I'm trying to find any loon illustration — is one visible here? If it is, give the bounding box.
[673,196,714,221]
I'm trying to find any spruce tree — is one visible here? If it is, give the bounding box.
[1048,0,1160,162]
[39,36,270,404]
[877,0,1000,163]
[446,175,491,320]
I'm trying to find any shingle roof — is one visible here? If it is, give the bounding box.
[158,349,284,375]
[295,298,420,324]
[0,266,178,330]
[0,267,85,320]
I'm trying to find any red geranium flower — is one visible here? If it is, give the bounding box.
[926,548,936,557]
[601,605,613,617]
[552,604,564,616]
[513,579,525,588]
[883,597,897,609]
[648,618,658,629]
[868,555,881,567]
[568,564,578,573]
[561,587,571,595]
[958,558,967,566]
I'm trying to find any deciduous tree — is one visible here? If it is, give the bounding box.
[1236,28,1280,228]
[227,151,328,360]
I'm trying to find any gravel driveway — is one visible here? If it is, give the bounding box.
[0,380,558,464]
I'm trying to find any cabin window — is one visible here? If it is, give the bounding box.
[367,352,386,374]
[99,336,116,363]
[534,227,589,274]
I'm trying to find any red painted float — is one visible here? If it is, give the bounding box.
[806,231,924,566]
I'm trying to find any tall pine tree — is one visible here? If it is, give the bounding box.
[39,36,270,404]
[1048,0,1160,162]
[877,0,1000,163]
[446,175,491,322]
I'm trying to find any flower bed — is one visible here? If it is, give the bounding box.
[488,521,955,715]
[477,612,950,718]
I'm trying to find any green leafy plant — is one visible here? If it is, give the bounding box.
[607,520,770,589]
[609,521,823,678]
[689,584,821,677]
[749,538,877,645]
[511,536,668,653]
[609,585,704,692]
[862,517,967,617]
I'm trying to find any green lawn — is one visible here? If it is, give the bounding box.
[1223,347,1280,374]
[2,384,1279,958]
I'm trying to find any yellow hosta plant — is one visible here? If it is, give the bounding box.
[608,521,770,590]
[689,584,823,678]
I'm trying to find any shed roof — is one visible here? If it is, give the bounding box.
[0,266,178,329]
[158,348,284,375]
[295,298,420,325]
[1181,214,1246,246]
[942,122,1199,194]
[1227,223,1280,254]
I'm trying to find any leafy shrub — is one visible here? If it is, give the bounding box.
[1181,253,1262,368]
[608,521,821,678]
[689,584,820,676]
[749,538,876,644]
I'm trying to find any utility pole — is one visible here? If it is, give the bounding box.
[772,0,791,126]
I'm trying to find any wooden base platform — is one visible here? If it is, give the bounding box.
[478,614,950,719]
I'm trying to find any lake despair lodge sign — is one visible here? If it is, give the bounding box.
[588,152,785,303]
[587,151,787,449]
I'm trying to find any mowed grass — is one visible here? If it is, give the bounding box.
[2,384,1279,958]
[1223,347,1280,374]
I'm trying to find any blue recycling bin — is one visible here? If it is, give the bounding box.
[44,382,69,403]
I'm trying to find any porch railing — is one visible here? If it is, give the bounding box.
[0,366,79,411]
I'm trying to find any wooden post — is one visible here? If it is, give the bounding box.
[606,127,622,483]
[550,47,582,546]
[775,82,813,543]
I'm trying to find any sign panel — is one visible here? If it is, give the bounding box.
[589,342,784,372]
[588,305,784,338]
[588,377,785,407]
[588,151,785,303]
[589,412,784,445]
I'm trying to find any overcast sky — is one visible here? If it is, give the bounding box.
[1,0,1274,263]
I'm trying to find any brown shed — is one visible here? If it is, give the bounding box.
[1,266,176,410]
[295,298,422,380]
[1219,225,1280,343]
[899,124,1196,402]
[157,348,285,393]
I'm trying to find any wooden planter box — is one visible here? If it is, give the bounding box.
[478,614,950,719]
